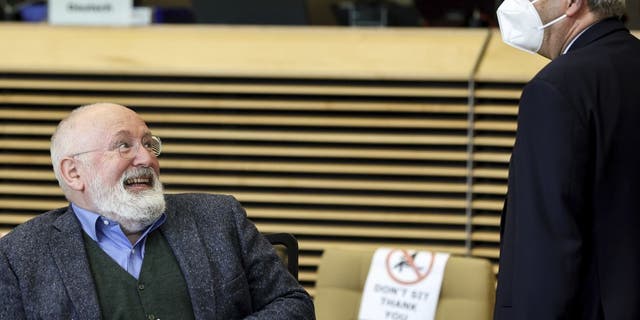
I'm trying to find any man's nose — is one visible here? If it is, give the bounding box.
[132,144,157,167]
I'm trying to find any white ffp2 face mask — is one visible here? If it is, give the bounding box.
[496,0,567,54]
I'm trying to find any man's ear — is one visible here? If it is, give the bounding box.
[566,0,584,16]
[59,158,84,191]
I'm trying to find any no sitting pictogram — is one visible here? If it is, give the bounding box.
[385,249,435,285]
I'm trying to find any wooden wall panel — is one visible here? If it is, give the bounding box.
[1,25,637,293]
[0,24,487,80]
[0,74,477,293]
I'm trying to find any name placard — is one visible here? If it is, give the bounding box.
[49,0,133,26]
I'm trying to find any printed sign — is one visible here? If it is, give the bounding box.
[358,248,449,320]
[49,0,133,26]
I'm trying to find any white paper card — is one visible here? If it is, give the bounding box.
[49,0,133,26]
[358,248,450,320]
[131,6,152,26]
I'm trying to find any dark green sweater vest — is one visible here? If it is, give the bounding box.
[83,231,195,320]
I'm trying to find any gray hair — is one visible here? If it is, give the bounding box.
[587,0,626,18]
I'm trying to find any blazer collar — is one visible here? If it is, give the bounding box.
[568,17,628,53]
[50,206,101,320]
[160,200,218,320]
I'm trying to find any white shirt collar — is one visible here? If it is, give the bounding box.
[562,23,595,54]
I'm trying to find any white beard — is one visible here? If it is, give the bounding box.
[87,166,166,233]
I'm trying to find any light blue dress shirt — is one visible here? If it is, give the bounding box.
[72,203,166,279]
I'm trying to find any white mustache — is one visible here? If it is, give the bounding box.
[120,167,158,188]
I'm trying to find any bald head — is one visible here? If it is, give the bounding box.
[50,103,149,194]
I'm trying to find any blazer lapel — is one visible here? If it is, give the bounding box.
[50,207,101,320]
[161,204,217,320]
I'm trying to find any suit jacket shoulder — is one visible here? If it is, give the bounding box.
[0,206,101,319]
[160,193,315,319]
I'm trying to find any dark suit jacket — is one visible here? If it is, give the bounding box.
[494,18,640,320]
[0,193,315,319]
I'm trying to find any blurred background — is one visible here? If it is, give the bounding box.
[2,0,638,28]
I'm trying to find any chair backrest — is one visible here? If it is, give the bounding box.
[314,247,495,320]
[264,232,299,280]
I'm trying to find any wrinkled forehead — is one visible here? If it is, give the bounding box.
[65,105,150,148]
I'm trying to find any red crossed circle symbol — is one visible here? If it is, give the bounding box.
[384,249,434,285]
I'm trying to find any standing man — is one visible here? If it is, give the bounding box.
[494,0,640,319]
[0,103,315,319]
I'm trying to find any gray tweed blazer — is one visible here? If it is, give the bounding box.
[0,193,314,319]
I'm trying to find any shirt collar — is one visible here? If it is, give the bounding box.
[71,203,166,243]
[562,23,596,55]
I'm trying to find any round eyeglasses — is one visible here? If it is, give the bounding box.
[71,135,162,159]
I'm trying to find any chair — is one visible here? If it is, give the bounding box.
[264,233,299,280]
[314,247,495,320]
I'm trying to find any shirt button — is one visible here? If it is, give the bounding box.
[147,314,155,320]
[103,220,109,225]
[138,283,145,290]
